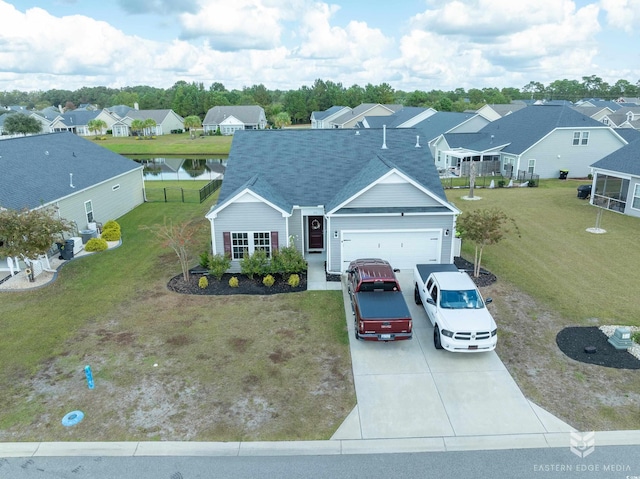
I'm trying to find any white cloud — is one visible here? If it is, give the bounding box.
[394,0,602,89]
[178,0,287,50]
[600,0,640,32]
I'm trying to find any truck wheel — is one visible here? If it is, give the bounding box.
[414,285,422,305]
[354,317,360,340]
[434,327,443,350]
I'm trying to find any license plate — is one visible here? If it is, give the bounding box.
[468,345,478,350]
[380,334,392,340]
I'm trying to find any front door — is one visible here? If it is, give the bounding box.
[308,216,324,250]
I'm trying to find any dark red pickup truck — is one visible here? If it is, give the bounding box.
[346,258,413,341]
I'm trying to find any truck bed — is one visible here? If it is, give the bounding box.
[415,263,459,283]
[355,291,411,320]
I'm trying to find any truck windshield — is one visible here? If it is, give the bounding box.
[440,290,484,309]
[358,281,398,292]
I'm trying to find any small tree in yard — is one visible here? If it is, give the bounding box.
[456,208,519,278]
[0,207,73,281]
[183,115,202,139]
[140,218,198,281]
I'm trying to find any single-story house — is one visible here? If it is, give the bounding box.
[475,101,528,122]
[111,109,184,137]
[0,131,145,234]
[433,105,630,178]
[205,128,460,274]
[590,134,640,218]
[311,106,351,129]
[50,109,119,136]
[361,107,437,129]
[202,106,267,135]
[328,103,403,129]
[0,111,52,136]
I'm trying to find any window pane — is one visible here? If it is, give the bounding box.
[581,132,589,145]
[254,232,271,257]
[232,232,248,259]
[573,132,580,145]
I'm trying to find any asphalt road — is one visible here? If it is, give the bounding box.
[2,446,639,479]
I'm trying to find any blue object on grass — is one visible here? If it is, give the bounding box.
[84,365,94,389]
[61,410,84,427]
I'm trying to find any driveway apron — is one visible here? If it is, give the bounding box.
[333,271,574,440]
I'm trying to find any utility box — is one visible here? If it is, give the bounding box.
[80,229,98,244]
[608,327,634,350]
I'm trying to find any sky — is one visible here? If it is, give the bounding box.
[0,0,639,94]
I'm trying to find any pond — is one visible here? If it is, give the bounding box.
[130,156,228,181]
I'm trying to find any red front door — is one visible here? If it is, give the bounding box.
[308,216,324,249]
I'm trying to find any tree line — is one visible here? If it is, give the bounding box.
[2,75,638,125]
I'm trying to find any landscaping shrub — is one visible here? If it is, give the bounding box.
[199,251,210,269]
[240,249,269,279]
[275,245,307,273]
[229,276,239,288]
[84,237,108,252]
[263,274,275,287]
[102,220,121,233]
[498,180,506,188]
[633,331,640,344]
[101,227,121,241]
[208,253,231,280]
[198,276,209,289]
[287,274,300,288]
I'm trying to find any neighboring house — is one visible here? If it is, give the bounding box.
[571,105,616,123]
[476,101,528,122]
[111,109,184,137]
[50,109,119,136]
[362,107,437,129]
[615,97,640,105]
[310,106,350,129]
[328,103,403,129]
[0,112,52,136]
[432,105,630,178]
[205,128,460,274]
[590,135,640,218]
[600,107,640,129]
[202,106,267,135]
[0,131,145,233]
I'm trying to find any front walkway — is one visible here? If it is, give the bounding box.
[306,251,342,291]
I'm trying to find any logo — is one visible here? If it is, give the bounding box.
[570,431,595,458]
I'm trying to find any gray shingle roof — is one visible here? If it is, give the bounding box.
[125,109,181,124]
[0,132,142,211]
[212,128,444,214]
[203,106,264,125]
[414,112,478,141]
[591,138,640,176]
[332,104,402,126]
[59,110,100,126]
[312,106,348,121]
[446,105,603,154]
[364,107,429,128]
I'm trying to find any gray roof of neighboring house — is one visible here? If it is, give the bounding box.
[212,128,446,215]
[363,107,429,128]
[445,105,603,154]
[591,138,640,176]
[125,109,181,124]
[0,132,142,211]
[332,104,402,126]
[107,105,134,118]
[39,106,62,120]
[58,110,101,126]
[613,128,640,143]
[617,97,640,105]
[203,106,264,125]
[312,106,348,121]
[413,112,478,141]
[485,103,528,117]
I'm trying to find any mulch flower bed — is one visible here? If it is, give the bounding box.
[453,257,497,287]
[167,272,307,296]
[556,326,640,369]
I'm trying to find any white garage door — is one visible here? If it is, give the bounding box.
[341,230,441,270]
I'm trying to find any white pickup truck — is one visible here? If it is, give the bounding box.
[413,264,497,352]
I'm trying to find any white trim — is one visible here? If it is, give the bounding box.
[206,188,291,219]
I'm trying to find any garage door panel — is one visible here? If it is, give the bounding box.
[342,231,441,270]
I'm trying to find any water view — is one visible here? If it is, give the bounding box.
[131,156,227,181]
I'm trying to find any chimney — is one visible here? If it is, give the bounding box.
[381,125,388,149]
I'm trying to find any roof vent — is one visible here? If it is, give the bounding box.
[69,173,75,188]
[355,130,360,135]
[381,125,388,149]
[415,135,421,148]
[45,151,49,155]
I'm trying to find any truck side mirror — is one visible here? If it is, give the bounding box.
[426,298,436,305]
[485,298,493,304]
[393,268,400,273]
[345,269,354,274]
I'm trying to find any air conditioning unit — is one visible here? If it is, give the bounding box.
[69,237,83,255]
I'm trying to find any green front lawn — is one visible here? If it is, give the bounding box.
[89,132,232,155]
[0,191,353,441]
[448,179,640,324]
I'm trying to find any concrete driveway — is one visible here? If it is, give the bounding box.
[332,271,574,440]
